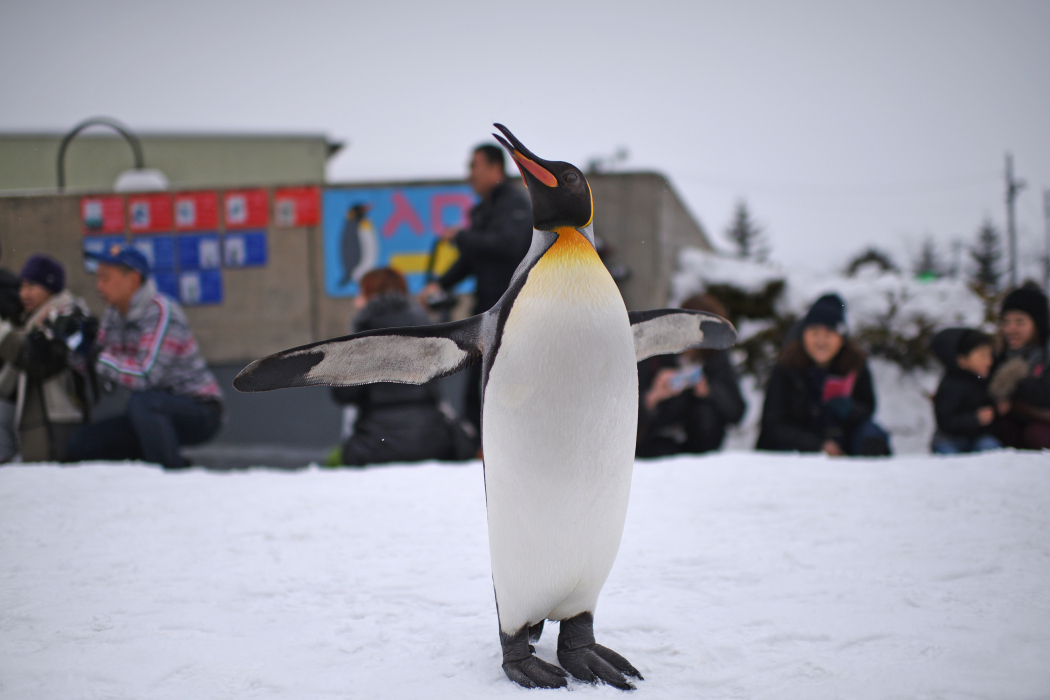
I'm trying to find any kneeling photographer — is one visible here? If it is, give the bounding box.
[0,255,96,463]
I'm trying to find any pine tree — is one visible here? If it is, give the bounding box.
[969,218,1003,293]
[912,237,943,279]
[725,200,769,261]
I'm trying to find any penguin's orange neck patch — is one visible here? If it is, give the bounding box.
[516,227,619,306]
[548,227,598,261]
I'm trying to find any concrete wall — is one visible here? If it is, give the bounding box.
[0,172,711,365]
[0,133,337,193]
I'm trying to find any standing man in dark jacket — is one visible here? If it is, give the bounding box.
[419,143,533,433]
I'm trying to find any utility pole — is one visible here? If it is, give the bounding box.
[1044,188,1050,294]
[1004,152,1026,289]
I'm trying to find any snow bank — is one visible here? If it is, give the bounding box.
[673,247,986,331]
[2,456,1048,698]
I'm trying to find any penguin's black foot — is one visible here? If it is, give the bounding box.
[557,612,643,691]
[501,623,568,689]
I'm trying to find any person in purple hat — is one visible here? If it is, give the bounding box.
[0,254,95,462]
[67,244,223,469]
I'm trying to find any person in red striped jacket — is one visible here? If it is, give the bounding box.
[67,245,222,469]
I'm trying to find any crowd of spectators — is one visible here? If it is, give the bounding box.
[1,143,1046,468]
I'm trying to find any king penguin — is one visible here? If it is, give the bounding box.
[233,124,737,690]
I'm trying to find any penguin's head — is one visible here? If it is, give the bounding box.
[493,124,593,233]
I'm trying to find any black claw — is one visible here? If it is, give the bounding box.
[557,612,641,691]
[501,622,568,689]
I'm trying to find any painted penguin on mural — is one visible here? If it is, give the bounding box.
[339,203,378,287]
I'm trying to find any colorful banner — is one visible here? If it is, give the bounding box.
[81,196,125,234]
[322,184,477,297]
[223,230,267,267]
[178,269,223,305]
[224,189,269,229]
[128,193,173,233]
[178,233,221,271]
[274,186,321,227]
[132,235,176,272]
[174,191,219,231]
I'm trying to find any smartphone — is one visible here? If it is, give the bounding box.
[669,364,703,392]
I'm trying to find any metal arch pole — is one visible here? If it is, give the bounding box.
[56,117,146,192]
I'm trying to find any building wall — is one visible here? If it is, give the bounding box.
[0,172,711,365]
[0,134,335,193]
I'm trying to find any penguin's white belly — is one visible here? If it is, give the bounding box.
[483,238,637,634]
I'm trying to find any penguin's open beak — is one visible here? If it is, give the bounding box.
[493,123,558,188]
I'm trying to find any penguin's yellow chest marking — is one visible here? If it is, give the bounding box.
[519,227,617,305]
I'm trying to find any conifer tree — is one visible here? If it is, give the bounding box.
[912,237,943,279]
[969,218,1003,293]
[725,200,769,261]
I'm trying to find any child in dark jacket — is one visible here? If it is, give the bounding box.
[930,328,1001,454]
[756,293,891,456]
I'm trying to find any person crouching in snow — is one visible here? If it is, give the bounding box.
[930,328,1001,454]
[988,284,1050,449]
[756,293,891,456]
[0,254,96,463]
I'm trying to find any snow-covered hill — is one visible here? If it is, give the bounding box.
[2,455,1047,698]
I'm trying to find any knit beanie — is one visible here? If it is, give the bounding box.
[19,254,65,294]
[802,293,847,336]
[1001,286,1049,345]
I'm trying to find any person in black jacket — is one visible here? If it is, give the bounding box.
[332,268,456,467]
[756,293,891,456]
[988,284,1050,449]
[636,293,746,457]
[418,143,533,434]
[930,328,1000,453]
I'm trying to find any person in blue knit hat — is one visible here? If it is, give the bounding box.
[757,293,891,456]
[66,244,223,469]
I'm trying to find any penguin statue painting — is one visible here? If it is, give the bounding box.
[338,203,377,287]
[234,125,736,690]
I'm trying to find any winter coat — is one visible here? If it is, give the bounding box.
[436,180,533,314]
[330,293,454,465]
[0,289,95,461]
[930,328,995,440]
[637,350,746,456]
[989,343,1049,411]
[756,340,876,452]
[95,279,222,403]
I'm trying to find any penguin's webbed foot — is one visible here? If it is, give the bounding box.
[557,612,643,691]
[501,623,568,689]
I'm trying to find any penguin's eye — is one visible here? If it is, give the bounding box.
[564,172,579,184]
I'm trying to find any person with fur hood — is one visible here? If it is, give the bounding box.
[0,255,96,462]
[756,293,891,456]
[988,284,1050,449]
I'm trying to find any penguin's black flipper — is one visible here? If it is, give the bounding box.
[557,613,642,691]
[233,316,484,392]
[629,309,737,362]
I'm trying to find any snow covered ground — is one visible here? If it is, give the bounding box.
[2,454,1048,699]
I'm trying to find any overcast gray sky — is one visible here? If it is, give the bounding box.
[2,0,1048,276]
